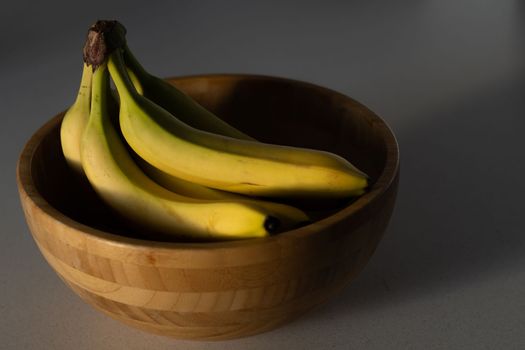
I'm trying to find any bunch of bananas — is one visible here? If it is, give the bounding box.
[60,20,368,241]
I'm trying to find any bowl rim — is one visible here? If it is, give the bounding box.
[17,73,399,251]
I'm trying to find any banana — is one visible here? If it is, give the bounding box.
[122,45,318,214]
[122,44,254,140]
[137,159,309,226]
[120,52,310,226]
[60,63,92,175]
[81,62,290,240]
[108,48,368,199]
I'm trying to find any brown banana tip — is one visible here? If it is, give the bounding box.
[264,216,281,234]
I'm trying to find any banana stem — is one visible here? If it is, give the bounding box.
[122,44,150,79]
[108,49,141,103]
[90,62,109,124]
[75,63,93,107]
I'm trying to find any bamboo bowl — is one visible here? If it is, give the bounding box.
[17,74,399,341]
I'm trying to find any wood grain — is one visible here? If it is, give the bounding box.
[17,74,399,340]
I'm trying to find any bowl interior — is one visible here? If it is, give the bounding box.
[29,75,394,241]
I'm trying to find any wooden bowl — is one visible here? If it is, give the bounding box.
[17,74,399,341]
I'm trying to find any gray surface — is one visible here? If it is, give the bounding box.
[2,1,525,349]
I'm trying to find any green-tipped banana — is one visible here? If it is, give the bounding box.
[81,62,289,240]
[60,63,92,175]
[108,49,368,198]
[123,44,254,140]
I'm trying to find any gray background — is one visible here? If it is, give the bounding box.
[2,0,525,349]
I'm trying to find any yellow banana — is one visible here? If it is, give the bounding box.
[138,160,309,227]
[123,52,310,226]
[122,44,316,217]
[81,62,287,240]
[60,63,92,175]
[108,48,368,199]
